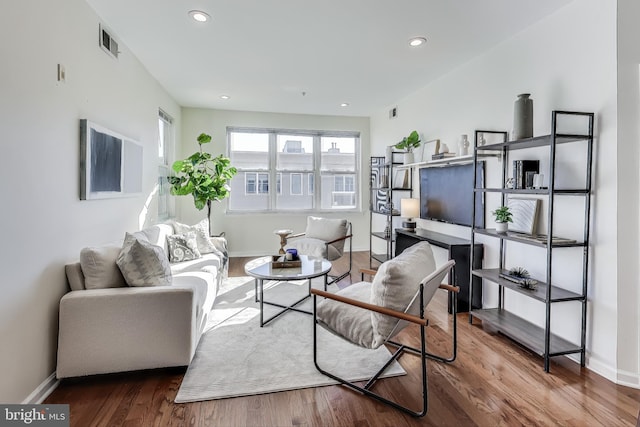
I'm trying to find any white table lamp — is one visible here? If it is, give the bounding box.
[400,198,420,232]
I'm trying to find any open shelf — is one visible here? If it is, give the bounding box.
[472,268,584,302]
[397,153,500,169]
[473,228,584,248]
[369,155,413,267]
[470,112,594,372]
[478,133,591,151]
[475,188,589,196]
[371,232,394,242]
[471,308,582,357]
[370,252,390,264]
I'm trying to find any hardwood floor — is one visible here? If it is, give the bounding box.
[45,251,640,426]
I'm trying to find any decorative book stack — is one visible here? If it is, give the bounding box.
[432,152,457,160]
[512,160,539,189]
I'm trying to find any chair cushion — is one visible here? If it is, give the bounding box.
[370,242,436,347]
[316,281,377,349]
[285,237,341,261]
[117,233,172,287]
[79,245,127,289]
[305,216,348,253]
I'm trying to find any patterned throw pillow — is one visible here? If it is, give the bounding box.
[172,219,217,254]
[166,232,202,263]
[116,233,172,287]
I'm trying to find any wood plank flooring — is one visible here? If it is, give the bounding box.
[45,251,640,426]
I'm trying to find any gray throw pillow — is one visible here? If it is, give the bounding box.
[167,232,201,263]
[117,233,172,287]
[172,219,217,254]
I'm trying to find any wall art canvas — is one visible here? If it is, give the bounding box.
[421,139,441,162]
[80,119,143,200]
[507,197,540,234]
[374,190,388,212]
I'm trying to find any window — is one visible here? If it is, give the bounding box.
[245,173,256,194]
[228,128,359,212]
[332,175,356,207]
[245,172,269,194]
[157,110,174,220]
[258,173,269,194]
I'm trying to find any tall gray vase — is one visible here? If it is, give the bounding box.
[513,93,533,140]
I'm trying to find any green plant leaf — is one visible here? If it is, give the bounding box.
[167,131,238,212]
[197,133,212,145]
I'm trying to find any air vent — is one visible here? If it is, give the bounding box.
[99,24,119,59]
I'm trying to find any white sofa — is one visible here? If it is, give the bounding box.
[56,222,227,378]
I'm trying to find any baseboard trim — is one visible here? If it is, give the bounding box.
[22,372,60,404]
[617,369,640,389]
[586,355,619,384]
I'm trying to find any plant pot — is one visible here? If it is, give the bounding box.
[495,221,508,233]
[404,152,414,164]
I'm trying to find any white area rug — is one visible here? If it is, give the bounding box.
[175,276,405,403]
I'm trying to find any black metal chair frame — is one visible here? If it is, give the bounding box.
[311,263,458,417]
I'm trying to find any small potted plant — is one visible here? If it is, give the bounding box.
[394,130,421,164]
[492,205,513,233]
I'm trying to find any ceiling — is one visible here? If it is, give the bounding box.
[85,0,572,117]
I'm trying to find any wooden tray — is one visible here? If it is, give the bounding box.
[271,255,302,268]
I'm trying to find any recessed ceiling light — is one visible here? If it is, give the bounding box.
[340,103,349,107]
[189,10,210,22]
[409,37,427,47]
[220,95,230,100]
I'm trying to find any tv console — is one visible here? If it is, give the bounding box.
[395,228,483,313]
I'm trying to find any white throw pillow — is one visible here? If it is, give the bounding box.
[316,281,377,348]
[370,242,436,347]
[117,233,172,287]
[304,217,348,253]
[79,245,127,289]
[172,219,217,255]
[166,232,202,263]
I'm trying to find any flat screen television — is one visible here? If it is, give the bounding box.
[419,162,484,228]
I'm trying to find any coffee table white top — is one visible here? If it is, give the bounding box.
[244,255,331,281]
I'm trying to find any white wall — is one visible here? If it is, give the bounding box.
[371,0,624,381]
[0,0,180,402]
[178,108,370,256]
[616,0,640,387]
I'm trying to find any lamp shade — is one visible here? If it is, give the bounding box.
[400,198,420,219]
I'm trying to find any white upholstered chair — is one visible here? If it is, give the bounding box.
[311,242,458,417]
[284,216,352,286]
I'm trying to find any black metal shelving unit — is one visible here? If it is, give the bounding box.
[369,155,412,267]
[469,111,594,372]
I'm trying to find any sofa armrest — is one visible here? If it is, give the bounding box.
[57,286,198,378]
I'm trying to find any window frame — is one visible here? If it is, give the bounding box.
[227,126,360,213]
[290,173,303,196]
[157,109,174,221]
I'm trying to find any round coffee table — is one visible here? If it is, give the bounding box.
[245,255,332,327]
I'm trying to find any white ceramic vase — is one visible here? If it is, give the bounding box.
[404,152,414,164]
[495,221,508,233]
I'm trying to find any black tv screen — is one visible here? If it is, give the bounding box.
[419,162,484,228]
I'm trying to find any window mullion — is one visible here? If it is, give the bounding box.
[269,133,277,210]
[313,135,321,210]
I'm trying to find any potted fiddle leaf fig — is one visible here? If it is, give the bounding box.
[168,133,237,235]
[395,130,421,164]
[492,205,513,233]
